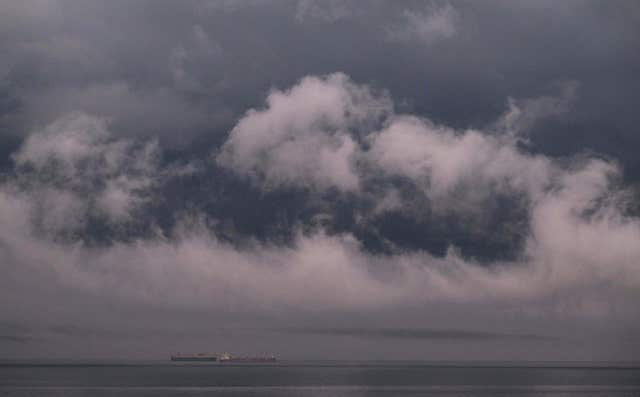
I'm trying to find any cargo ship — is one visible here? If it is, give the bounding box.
[170,353,217,362]
[218,352,276,363]
[170,352,276,362]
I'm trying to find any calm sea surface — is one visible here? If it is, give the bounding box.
[1,361,639,396]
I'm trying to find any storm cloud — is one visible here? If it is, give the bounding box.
[1,0,639,361]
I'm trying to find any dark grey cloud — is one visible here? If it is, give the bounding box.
[1,0,639,361]
[2,1,638,150]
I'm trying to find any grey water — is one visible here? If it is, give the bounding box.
[1,361,639,396]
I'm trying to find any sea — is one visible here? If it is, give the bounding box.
[1,361,639,396]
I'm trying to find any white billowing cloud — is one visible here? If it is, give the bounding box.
[13,112,159,224]
[2,117,638,317]
[496,81,579,136]
[216,72,624,233]
[0,176,638,317]
[217,73,392,191]
[367,115,554,206]
[526,160,640,293]
[386,3,458,44]
[210,73,640,316]
[15,113,110,176]
[1,74,639,351]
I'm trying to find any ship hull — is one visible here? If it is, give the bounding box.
[219,357,276,363]
[171,356,217,362]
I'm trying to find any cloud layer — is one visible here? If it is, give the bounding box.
[1,76,638,334]
[1,1,640,360]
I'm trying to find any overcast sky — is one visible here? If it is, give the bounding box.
[1,0,639,361]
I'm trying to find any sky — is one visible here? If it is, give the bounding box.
[1,0,640,361]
